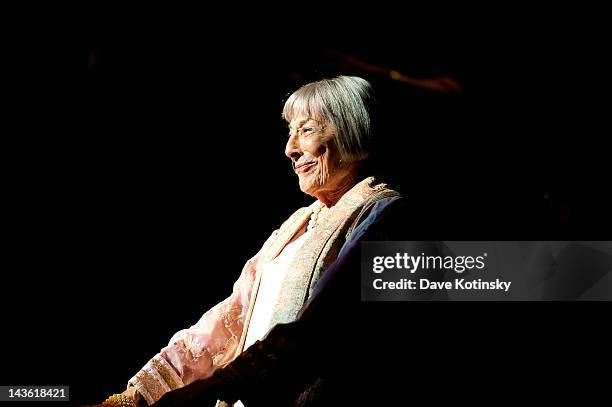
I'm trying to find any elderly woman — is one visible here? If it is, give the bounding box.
[99,76,402,407]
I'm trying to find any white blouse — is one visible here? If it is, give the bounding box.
[235,201,327,406]
[235,229,312,407]
[243,228,312,350]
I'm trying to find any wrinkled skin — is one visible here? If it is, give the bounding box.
[285,114,360,207]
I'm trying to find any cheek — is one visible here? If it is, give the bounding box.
[302,138,328,157]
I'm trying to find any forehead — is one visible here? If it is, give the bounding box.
[285,93,327,128]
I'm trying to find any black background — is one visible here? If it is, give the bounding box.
[3,6,610,405]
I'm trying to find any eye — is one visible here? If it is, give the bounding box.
[302,127,313,134]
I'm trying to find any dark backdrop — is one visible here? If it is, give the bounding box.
[3,9,610,405]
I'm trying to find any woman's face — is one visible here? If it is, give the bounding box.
[285,114,354,201]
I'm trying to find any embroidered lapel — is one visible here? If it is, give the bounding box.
[236,177,398,355]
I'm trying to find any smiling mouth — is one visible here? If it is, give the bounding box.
[295,161,316,173]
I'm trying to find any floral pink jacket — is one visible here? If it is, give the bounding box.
[127,232,277,405]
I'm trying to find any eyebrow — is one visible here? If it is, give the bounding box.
[289,118,313,131]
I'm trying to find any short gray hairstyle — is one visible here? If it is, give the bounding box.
[282,76,375,162]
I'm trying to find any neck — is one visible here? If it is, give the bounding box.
[314,170,361,208]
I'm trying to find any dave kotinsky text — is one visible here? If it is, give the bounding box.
[369,252,512,293]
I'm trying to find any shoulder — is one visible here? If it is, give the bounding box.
[346,196,408,243]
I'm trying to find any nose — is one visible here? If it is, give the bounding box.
[285,134,302,162]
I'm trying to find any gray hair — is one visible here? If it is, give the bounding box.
[282,76,375,162]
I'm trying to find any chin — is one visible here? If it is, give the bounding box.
[298,178,320,196]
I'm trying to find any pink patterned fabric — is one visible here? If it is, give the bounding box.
[158,232,276,385]
[128,177,399,406]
